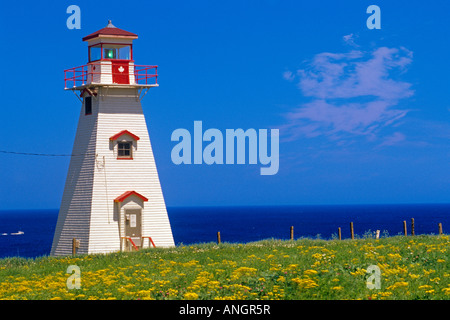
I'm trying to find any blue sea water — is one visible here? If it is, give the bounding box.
[0,204,449,259]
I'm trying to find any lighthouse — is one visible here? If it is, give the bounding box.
[51,21,175,256]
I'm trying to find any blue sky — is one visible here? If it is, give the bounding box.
[0,0,449,209]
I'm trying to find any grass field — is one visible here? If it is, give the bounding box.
[0,235,449,300]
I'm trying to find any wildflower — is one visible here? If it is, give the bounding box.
[311,253,322,259]
[331,286,343,290]
[387,253,402,259]
[231,267,257,280]
[386,282,408,290]
[430,277,440,283]
[303,269,318,275]
[379,291,392,298]
[441,287,450,295]
[350,268,366,276]
[291,277,319,289]
[418,285,433,290]
[184,292,199,300]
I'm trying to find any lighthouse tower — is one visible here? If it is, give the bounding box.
[51,21,175,256]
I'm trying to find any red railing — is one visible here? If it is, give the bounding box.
[64,63,158,88]
[141,236,156,248]
[121,236,156,252]
[121,237,139,251]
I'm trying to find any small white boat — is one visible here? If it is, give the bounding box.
[10,231,24,235]
[1,233,7,236]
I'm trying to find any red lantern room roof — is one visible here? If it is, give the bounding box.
[82,20,138,41]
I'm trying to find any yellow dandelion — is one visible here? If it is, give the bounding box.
[418,285,433,290]
[441,288,450,295]
[331,286,343,290]
[303,269,318,275]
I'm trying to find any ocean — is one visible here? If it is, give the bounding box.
[0,204,449,259]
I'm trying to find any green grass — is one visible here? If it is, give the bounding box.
[0,235,449,300]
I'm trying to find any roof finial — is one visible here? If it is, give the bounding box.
[106,20,116,28]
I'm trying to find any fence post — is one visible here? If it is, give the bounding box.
[438,223,443,235]
[217,231,221,244]
[350,222,354,240]
[290,226,294,240]
[403,221,407,236]
[72,238,80,256]
[411,218,415,236]
[338,227,341,240]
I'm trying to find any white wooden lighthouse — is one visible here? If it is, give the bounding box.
[51,21,175,256]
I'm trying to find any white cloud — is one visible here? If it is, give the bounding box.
[378,132,406,147]
[282,46,414,142]
[343,33,359,47]
[282,70,295,81]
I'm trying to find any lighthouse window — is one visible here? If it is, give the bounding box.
[89,45,101,62]
[102,45,131,60]
[118,46,131,60]
[117,142,132,159]
[104,48,117,59]
[84,96,92,115]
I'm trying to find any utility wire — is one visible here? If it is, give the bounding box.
[0,150,94,157]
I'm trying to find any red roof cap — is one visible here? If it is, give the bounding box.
[110,130,140,141]
[114,191,148,203]
[82,20,138,41]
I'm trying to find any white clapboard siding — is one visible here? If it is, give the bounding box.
[51,87,174,256]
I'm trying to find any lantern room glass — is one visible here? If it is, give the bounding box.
[89,45,102,61]
[89,44,132,62]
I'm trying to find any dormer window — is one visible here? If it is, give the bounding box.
[110,130,140,160]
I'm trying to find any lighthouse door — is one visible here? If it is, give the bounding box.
[125,209,142,247]
[112,60,130,84]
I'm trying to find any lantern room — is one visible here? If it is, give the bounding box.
[64,20,158,89]
[83,20,136,85]
[83,20,136,62]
